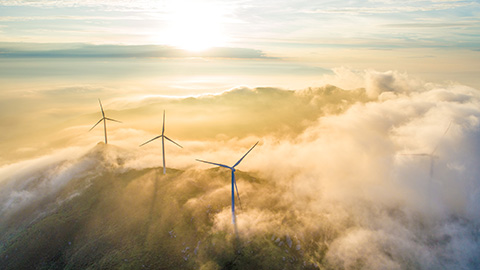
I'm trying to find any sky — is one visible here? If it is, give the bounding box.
[0,0,479,159]
[0,0,479,161]
[0,0,479,93]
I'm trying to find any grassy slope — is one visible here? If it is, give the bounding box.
[0,145,320,270]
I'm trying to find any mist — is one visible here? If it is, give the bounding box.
[1,69,479,269]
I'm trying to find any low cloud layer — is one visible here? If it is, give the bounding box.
[1,69,479,269]
[0,43,270,59]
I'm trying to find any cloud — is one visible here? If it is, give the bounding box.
[382,22,473,28]
[306,1,474,14]
[0,0,164,10]
[0,15,146,22]
[0,43,271,59]
[0,146,90,218]
[1,69,480,268]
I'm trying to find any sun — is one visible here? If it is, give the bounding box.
[162,1,227,52]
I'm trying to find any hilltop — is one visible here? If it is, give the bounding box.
[0,143,313,270]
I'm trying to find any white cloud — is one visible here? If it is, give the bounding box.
[307,1,474,14]
[0,15,146,22]
[1,69,480,268]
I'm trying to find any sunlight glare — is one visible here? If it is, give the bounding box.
[163,1,227,52]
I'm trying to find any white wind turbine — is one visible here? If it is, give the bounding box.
[140,110,182,175]
[89,99,122,144]
[196,141,259,225]
[401,122,452,211]
[402,122,452,179]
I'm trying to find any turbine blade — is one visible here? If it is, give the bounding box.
[105,117,122,123]
[234,178,243,210]
[139,135,162,146]
[442,121,452,136]
[89,118,103,131]
[164,136,183,148]
[98,99,105,117]
[431,121,452,155]
[195,159,231,169]
[162,110,165,135]
[233,141,259,168]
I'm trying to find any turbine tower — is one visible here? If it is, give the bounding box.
[140,110,183,175]
[89,99,122,144]
[196,141,259,225]
[401,122,452,211]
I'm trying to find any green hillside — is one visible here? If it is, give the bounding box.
[0,143,318,270]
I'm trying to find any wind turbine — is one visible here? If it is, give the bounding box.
[196,141,259,225]
[402,122,452,179]
[89,99,122,144]
[400,122,452,211]
[140,110,182,175]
